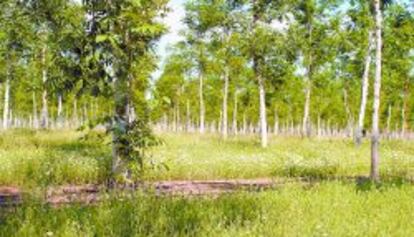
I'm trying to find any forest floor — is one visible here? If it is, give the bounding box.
[1,130,414,236]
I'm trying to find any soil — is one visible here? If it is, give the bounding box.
[0,178,281,207]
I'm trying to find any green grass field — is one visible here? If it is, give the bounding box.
[1,130,414,236]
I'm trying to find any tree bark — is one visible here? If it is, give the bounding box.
[40,46,49,129]
[401,79,409,138]
[273,107,279,135]
[232,91,238,135]
[57,93,63,128]
[356,30,374,145]
[252,0,268,147]
[32,92,39,129]
[302,21,314,138]
[3,67,10,130]
[222,67,229,139]
[371,0,382,182]
[258,76,268,147]
[199,72,205,134]
[186,99,191,132]
[111,74,129,185]
[302,77,312,137]
[72,98,78,127]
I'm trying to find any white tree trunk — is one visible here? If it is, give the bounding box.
[273,107,279,135]
[371,0,382,182]
[57,93,63,128]
[302,77,311,137]
[3,71,10,130]
[258,75,268,147]
[40,46,48,129]
[302,23,313,138]
[356,31,374,145]
[32,92,39,129]
[222,67,229,139]
[199,73,205,134]
[232,91,238,135]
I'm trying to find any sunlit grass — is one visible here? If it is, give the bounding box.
[1,130,414,236]
[0,130,414,187]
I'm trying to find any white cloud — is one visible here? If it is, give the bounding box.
[157,0,186,61]
[153,0,186,79]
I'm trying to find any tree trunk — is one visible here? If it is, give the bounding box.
[199,72,205,134]
[242,112,247,134]
[3,69,10,130]
[401,80,409,138]
[371,0,382,182]
[57,93,63,128]
[222,67,229,139]
[273,107,279,135]
[302,77,312,137]
[175,101,181,132]
[252,0,267,147]
[129,104,136,123]
[302,22,313,138]
[111,75,129,185]
[73,98,78,127]
[232,91,238,135]
[186,99,191,132]
[355,30,374,145]
[32,92,39,129]
[40,46,48,129]
[258,76,268,147]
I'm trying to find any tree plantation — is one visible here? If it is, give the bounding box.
[0,0,414,236]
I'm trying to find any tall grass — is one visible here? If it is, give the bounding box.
[1,130,414,236]
[0,129,111,187]
[1,130,414,186]
[2,182,414,236]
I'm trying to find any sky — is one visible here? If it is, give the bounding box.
[153,0,186,79]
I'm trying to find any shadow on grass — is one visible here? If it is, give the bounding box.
[274,164,414,192]
[0,192,262,236]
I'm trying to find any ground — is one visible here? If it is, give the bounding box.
[1,130,414,236]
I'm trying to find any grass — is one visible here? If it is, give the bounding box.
[2,182,414,236]
[1,130,414,236]
[147,133,414,181]
[1,130,414,186]
[0,129,111,187]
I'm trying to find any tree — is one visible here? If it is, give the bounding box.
[370,0,383,181]
[349,0,375,145]
[82,0,167,184]
[0,0,33,129]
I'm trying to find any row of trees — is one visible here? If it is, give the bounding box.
[154,0,413,145]
[0,0,168,184]
[152,0,413,181]
[0,0,413,182]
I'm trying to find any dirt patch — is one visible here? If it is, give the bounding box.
[0,178,281,207]
[0,187,21,207]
